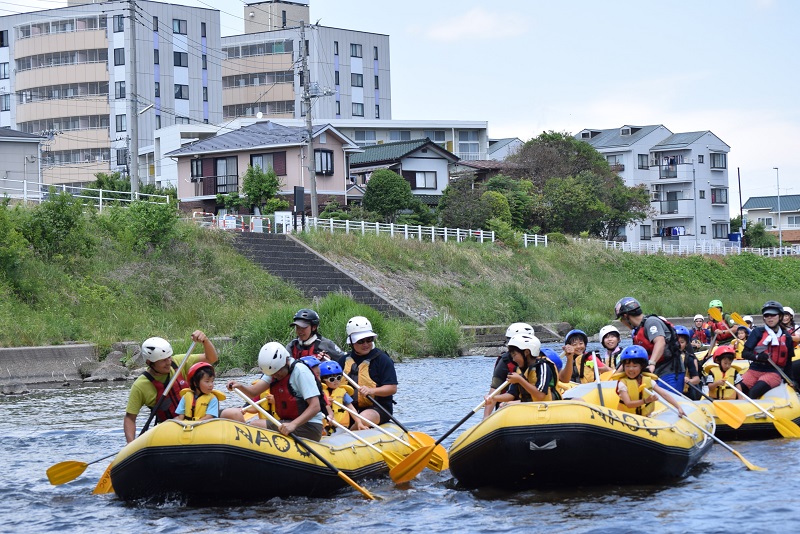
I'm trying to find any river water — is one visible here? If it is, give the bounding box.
[1,351,799,533]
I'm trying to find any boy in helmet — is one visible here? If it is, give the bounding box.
[613,345,685,417]
[223,342,325,441]
[124,330,217,443]
[707,299,734,343]
[286,308,346,362]
[483,322,534,418]
[704,345,742,400]
[484,334,559,408]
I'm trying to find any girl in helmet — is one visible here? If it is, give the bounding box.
[740,301,795,399]
[562,329,612,384]
[340,316,398,429]
[675,325,701,401]
[319,360,356,430]
[613,345,685,417]
[598,325,622,369]
[174,362,226,421]
[704,345,742,400]
[124,330,218,443]
[485,334,560,408]
[483,323,535,418]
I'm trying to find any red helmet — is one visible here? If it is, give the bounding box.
[712,345,736,363]
[187,362,213,384]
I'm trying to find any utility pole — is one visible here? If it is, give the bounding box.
[301,22,318,217]
[128,0,139,196]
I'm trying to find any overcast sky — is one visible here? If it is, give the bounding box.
[5,0,798,217]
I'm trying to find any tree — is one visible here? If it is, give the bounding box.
[437,177,491,229]
[743,221,779,248]
[241,165,282,213]
[480,191,512,225]
[507,131,611,187]
[362,169,413,223]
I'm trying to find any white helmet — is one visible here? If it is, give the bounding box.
[783,306,795,317]
[346,316,377,344]
[141,337,173,363]
[598,325,620,341]
[258,342,290,376]
[505,322,534,339]
[507,334,541,357]
[693,314,705,321]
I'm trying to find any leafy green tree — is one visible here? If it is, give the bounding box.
[508,131,610,186]
[481,190,512,225]
[242,165,282,213]
[396,197,437,226]
[126,201,179,252]
[730,215,742,233]
[743,221,779,248]
[362,169,413,223]
[0,201,29,276]
[21,189,94,260]
[437,177,491,229]
[216,191,245,213]
[484,175,537,230]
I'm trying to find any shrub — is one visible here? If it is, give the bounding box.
[127,201,179,252]
[546,232,568,245]
[425,314,463,357]
[22,190,94,260]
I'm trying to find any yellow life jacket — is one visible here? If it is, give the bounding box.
[342,356,377,408]
[324,384,355,426]
[520,366,553,401]
[179,388,226,420]
[707,365,739,400]
[575,353,601,384]
[612,372,657,416]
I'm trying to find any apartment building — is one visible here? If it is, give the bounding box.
[0,0,221,186]
[221,1,391,122]
[577,125,731,245]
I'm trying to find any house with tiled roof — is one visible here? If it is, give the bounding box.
[743,194,800,244]
[348,138,459,205]
[167,121,359,214]
[576,125,732,245]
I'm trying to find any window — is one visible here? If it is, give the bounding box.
[424,130,446,143]
[203,87,208,102]
[335,101,340,115]
[172,19,187,34]
[789,216,800,227]
[191,158,203,181]
[757,216,774,227]
[354,130,376,146]
[175,116,190,124]
[201,22,206,38]
[202,54,207,69]
[640,225,651,240]
[458,130,480,160]
[638,154,649,169]
[350,43,362,57]
[251,153,274,171]
[698,190,705,199]
[113,15,124,32]
[281,10,286,27]
[334,71,339,85]
[0,94,9,112]
[698,155,704,164]
[115,81,125,99]
[710,153,727,169]
[174,84,189,99]
[713,223,729,239]
[153,16,158,32]
[374,46,378,60]
[215,156,238,194]
[155,114,161,129]
[154,81,160,97]
[374,75,379,89]
[352,102,364,116]
[375,105,380,119]
[0,30,8,47]
[154,49,159,64]
[390,131,411,142]
[711,188,728,204]
[414,171,436,189]
[114,48,125,66]
[315,149,334,176]
[0,63,7,79]
[115,114,126,132]
[116,148,128,167]
[333,41,338,55]
[174,52,188,67]
[351,73,363,87]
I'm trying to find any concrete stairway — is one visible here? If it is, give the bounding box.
[232,233,412,319]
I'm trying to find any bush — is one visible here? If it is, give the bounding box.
[486,217,520,249]
[546,232,568,245]
[127,201,179,252]
[21,190,94,261]
[424,314,463,357]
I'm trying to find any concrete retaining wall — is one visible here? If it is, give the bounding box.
[0,344,98,385]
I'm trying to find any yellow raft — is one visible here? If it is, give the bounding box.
[709,382,800,440]
[448,382,714,488]
[110,418,410,502]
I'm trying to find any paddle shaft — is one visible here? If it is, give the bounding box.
[591,351,605,407]
[332,400,412,447]
[688,382,726,403]
[325,415,392,459]
[725,381,777,420]
[232,388,377,500]
[767,358,798,389]
[139,341,197,436]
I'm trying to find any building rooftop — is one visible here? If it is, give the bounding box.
[743,195,800,213]
[578,125,664,149]
[0,128,45,141]
[166,121,325,157]
[350,138,459,166]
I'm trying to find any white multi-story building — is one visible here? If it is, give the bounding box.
[577,125,731,245]
[0,0,222,186]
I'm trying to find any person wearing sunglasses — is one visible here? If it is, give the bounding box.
[318,360,356,430]
[740,301,795,399]
[339,316,398,430]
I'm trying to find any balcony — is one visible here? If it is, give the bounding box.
[609,163,624,172]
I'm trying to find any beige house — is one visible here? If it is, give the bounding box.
[168,121,359,214]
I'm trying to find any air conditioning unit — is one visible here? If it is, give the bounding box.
[651,192,660,201]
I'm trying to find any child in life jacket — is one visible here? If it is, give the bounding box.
[318,360,359,431]
[174,362,226,421]
[674,325,701,400]
[598,325,622,370]
[486,334,560,408]
[704,345,742,399]
[732,326,750,360]
[564,329,612,384]
[614,346,685,417]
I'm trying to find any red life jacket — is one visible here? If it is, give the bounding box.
[632,316,681,369]
[288,339,320,359]
[692,326,709,344]
[755,328,789,368]
[711,320,733,341]
[143,362,188,422]
[270,361,324,420]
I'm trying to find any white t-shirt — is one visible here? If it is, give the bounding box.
[259,364,324,425]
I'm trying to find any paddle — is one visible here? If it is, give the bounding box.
[232,388,378,500]
[92,462,114,494]
[685,383,746,429]
[333,400,417,449]
[324,415,405,474]
[139,341,197,436]
[709,308,738,340]
[590,351,605,406]
[725,381,800,438]
[644,388,765,471]
[767,358,799,390]
[46,452,117,486]
[390,380,510,484]
[337,368,448,472]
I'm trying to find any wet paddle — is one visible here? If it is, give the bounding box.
[390,380,510,484]
[233,388,378,500]
[767,358,799,390]
[685,383,746,429]
[46,452,117,486]
[325,415,405,473]
[725,381,800,438]
[644,388,766,471]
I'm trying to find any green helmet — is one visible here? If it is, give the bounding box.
[709,299,723,309]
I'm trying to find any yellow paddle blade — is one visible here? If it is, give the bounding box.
[730,312,748,327]
[47,461,89,486]
[773,417,800,439]
[599,371,613,381]
[708,307,723,322]
[407,431,449,471]
[92,462,114,494]
[712,401,747,429]
[389,445,435,484]
[337,471,378,500]
[733,449,767,471]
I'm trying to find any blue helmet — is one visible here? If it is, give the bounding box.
[319,360,342,377]
[540,347,563,371]
[674,325,692,339]
[564,329,588,345]
[299,356,321,369]
[619,345,649,365]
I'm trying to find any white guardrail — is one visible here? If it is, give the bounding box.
[0,178,170,211]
